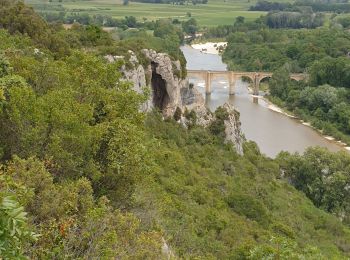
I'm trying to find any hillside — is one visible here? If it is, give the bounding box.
[1,1,350,259]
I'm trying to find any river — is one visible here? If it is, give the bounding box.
[181,45,345,158]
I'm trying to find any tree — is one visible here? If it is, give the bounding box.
[125,16,137,27]
[269,68,293,100]
[309,57,350,88]
[234,16,245,26]
[173,106,182,121]
[182,18,198,35]
[277,147,350,223]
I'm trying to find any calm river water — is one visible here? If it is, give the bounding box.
[181,45,344,157]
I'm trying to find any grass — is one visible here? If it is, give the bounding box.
[25,0,267,27]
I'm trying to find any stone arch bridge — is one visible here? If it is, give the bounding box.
[187,70,307,95]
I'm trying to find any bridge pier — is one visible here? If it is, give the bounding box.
[205,72,212,94]
[253,74,259,96]
[229,73,235,95]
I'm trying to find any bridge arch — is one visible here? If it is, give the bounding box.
[231,75,253,95]
[233,75,254,83]
[258,75,272,83]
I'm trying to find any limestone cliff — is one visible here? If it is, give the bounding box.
[223,103,244,155]
[109,49,204,117]
[107,49,244,155]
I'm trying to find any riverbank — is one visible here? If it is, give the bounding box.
[182,44,345,156]
[191,42,227,55]
[245,83,350,151]
[262,95,350,151]
[246,85,296,119]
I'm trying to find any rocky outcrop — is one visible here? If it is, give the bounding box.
[106,51,153,111]
[161,238,175,259]
[223,103,244,155]
[142,49,200,117]
[107,50,244,155]
[110,49,204,117]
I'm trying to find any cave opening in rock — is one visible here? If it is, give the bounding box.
[151,61,169,112]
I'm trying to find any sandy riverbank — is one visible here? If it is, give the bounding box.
[259,96,296,119]
[259,95,350,151]
[191,42,227,55]
[246,84,350,150]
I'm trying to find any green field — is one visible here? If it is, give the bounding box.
[25,0,266,27]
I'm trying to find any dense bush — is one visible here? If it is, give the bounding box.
[226,193,270,225]
[278,147,350,225]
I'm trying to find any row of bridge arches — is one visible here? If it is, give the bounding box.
[187,70,306,95]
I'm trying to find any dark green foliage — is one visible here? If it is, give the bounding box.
[226,193,270,226]
[184,107,197,127]
[173,106,182,121]
[266,12,325,29]
[182,18,198,35]
[249,1,293,11]
[309,56,350,88]
[337,16,350,28]
[223,28,350,72]
[0,26,147,207]
[0,54,10,78]
[250,0,350,13]
[0,22,162,256]
[209,106,229,138]
[277,147,350,225]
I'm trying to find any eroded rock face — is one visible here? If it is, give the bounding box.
[142,49,186,117]
[150,61,170,112]
[223,103,244,155]
[115,49,204,117]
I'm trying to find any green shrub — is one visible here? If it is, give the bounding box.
[226,193,269,225]
[173,106,182,121]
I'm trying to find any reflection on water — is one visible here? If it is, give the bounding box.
[181,45,344,158]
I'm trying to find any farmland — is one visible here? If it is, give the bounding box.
[25,0,266,27]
